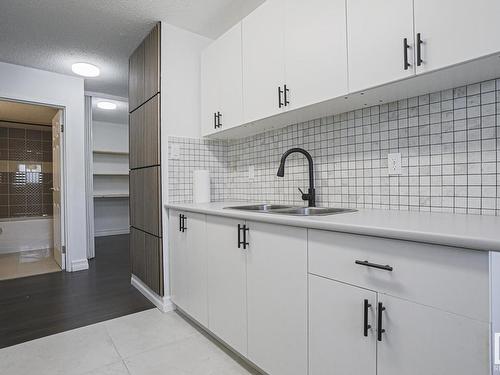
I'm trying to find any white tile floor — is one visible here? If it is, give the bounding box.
[0,308,259,375]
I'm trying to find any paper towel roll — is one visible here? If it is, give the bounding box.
[193,170,210,203]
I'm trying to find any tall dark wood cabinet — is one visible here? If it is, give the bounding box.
[128,23,163,296]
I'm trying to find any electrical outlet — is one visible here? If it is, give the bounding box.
[170,144,180,159]
[387,153,402,175]
[248,165,255,180]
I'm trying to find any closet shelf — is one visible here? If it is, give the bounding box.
[93,150,129,155]
[93,193,129,199]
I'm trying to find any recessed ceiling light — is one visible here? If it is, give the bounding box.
[71,62,100,77]
[97,101,117,110]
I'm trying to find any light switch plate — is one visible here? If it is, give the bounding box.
[388,153,402,175]
[170,144,180,159]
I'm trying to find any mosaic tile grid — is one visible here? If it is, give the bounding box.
[168,78,500,216]
[0,125,53,219]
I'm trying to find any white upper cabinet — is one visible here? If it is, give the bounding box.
[242,0,286,123]
[347,0,415,92]
[284,0,348,109]
[201,23,243,136]
[414,0,500,74]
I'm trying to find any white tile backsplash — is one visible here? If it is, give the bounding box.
[168,78,499,216]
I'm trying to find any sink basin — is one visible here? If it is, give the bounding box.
[271,207,357,216]
[224,204,357,216]
[224,204,294,213]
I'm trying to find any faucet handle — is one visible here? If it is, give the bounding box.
[298,187,309,201]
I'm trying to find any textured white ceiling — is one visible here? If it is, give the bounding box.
[0,0,264,97]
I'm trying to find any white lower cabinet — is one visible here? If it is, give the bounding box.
[169,210,208,326]
[309,275,377,375]
[377,294,490,375]
[246,221,307,375]
[206,215,248,355]
[170,212,491,375]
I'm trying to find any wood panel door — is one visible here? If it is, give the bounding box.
[129,95,160,169]
[130,227,163,295]
[130,166,161,236]
[309,275,377,375]
[144,24,160,102]
[129,42,145,112]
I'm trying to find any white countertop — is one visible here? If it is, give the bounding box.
[164,201,500,252]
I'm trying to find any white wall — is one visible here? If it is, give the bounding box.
[160,22,211,300]
[0,62,88,271]
[492,252,500,372]
[92,120,129,152]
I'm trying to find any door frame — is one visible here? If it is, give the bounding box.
[0,96,68,270]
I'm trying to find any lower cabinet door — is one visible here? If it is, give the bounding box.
[168,210,188,311]
[184,212,208,326]
[207,215,247,355]
[246,221,307,375]
[309,275,377,375]
[377,294,490,375]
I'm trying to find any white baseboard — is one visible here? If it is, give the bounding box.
[131,274,174,313]
[94,228,130,237]
[71,258,89,272]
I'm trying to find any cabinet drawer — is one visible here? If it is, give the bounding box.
[308,230,489,322]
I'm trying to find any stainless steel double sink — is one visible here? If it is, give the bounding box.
[224,204,357,216]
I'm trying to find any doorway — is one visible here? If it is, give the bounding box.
[0,99,65,280]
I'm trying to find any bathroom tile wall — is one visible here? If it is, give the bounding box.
[0,124,53,219]
[168,78,500,216]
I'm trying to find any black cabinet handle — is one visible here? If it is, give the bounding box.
[363,299,372,337]
[213,112,217,129]
[403,38,411,70]
[284,84,290,106]
[217,111,222,128]
[182,215,187,232]
[238,224,249,249]
[355,260,393,272]
[278,86,284,108]
[416,33,423,66]
[179,214,182,232]
[377,302,386,341]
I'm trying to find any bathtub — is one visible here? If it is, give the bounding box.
[0,217,53,254]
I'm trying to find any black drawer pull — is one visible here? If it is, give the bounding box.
[377,302,386,341]
[284,84,290,106]
[238,224,249,249]
[403,38,411,70]
[363,299,372,337]
[182,215,187,232]
[355,260,393,272]
[179,214,182,232]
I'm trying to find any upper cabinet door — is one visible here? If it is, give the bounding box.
[144,23,160,102]
[347,0,415,93]
[414,0,500,74]
[284,0,348,109]
[242,0,285,123]
[218,23,243,132]
[201,40,220,136]
[201,23,243,136]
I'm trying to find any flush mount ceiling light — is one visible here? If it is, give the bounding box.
[71,62,100,77]
[97,101,117,110]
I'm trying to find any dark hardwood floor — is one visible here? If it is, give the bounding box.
[0,234,154,349]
